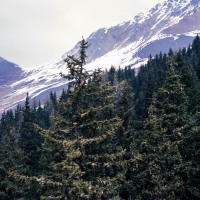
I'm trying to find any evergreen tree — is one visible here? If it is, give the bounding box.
[0,127,26,199]
[35,39,129,199]
[107,66,116,85]
[132,58,191,199]
[59,88,68,103]
[36,101,51,129]
[191,35,200,79]
[183,113,200,199]
[50,91,58,109]
[19,93,42,175]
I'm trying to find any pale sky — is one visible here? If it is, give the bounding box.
[0,0,164,68]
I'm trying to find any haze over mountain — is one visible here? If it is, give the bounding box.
[1,0,200,113]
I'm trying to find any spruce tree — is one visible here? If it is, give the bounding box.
[132,57,191,199]
[0,127,25,199]
[19,93,42,175]
[35,39,129,199]
[183,113,200,199]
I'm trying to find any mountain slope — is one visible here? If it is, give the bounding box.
[1,0,200,113]
[0,57,22,84]
[0,60,69,113]
[68,0,200,69]
[0,57,25,112]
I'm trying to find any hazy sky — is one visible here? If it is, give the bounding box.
[0,0,164,67]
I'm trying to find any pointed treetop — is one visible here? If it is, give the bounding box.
[25,92,30,110]
[79,37,89,66]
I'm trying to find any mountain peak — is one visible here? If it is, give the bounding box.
[0,56,10,64]
[66,0,200,71]
[0,57,22,88]
[1,0,200,114]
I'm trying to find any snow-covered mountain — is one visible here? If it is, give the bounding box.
[0,57,23,84]
[0,57,25,112]
[1,0,200,113]
[69,0,200,69]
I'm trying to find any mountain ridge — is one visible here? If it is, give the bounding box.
[68,0,200,69]
[1,0,200,113]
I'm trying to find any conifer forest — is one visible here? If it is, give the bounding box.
[1,36,200,199]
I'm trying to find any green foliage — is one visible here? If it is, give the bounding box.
[131,57,200,199]
[0,128,25,199]
[40,62,127,199]
[19,93,43,175]
[1,36,200,199]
